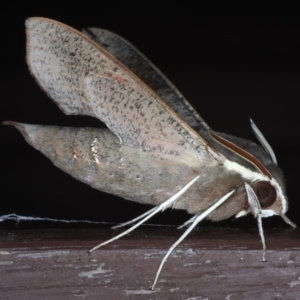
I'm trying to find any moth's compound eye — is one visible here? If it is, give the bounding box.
[253,181,277,208]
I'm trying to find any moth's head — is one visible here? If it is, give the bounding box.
[233,160,288,220]
[248,177,287,218]
[202,157,288,222]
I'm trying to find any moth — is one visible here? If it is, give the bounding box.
[4,17,296,289]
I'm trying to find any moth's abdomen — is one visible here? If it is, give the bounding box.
[5,122,127,195]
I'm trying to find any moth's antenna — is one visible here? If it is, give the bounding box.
[88,176,200,253]
[151,189,235,290]
[250,118,277,165]
[245,183,267,262]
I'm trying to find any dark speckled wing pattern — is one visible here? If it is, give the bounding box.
[26,18,222,163]
[82,27,210,134]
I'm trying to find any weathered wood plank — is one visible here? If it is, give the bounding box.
[0,228,299,299]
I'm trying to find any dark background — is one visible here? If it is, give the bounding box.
[1,9,300,229]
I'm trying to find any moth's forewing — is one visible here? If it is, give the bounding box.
[26,18,216,159]
[82,27,209,133]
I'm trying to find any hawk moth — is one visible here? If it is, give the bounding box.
[4,17,296,289]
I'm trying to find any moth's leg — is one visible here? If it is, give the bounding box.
[88,175,200,253]
[177,215,197,229]
[250,118,277,164]
[151,189,235,290]
[112,207,157,229]
[245,183,266,262]
[112,194,186,229]
[281,214,297,228]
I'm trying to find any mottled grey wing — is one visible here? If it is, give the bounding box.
[26,17,223,164]
[82,27,210,133]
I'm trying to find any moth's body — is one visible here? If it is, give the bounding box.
[4,17,295,288]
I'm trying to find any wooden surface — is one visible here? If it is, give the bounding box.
[0,227,300,299]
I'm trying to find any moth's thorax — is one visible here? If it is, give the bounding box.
[223,159,267,182]
[199,159,288,221]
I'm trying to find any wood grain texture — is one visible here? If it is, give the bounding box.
[0,228,299,299]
